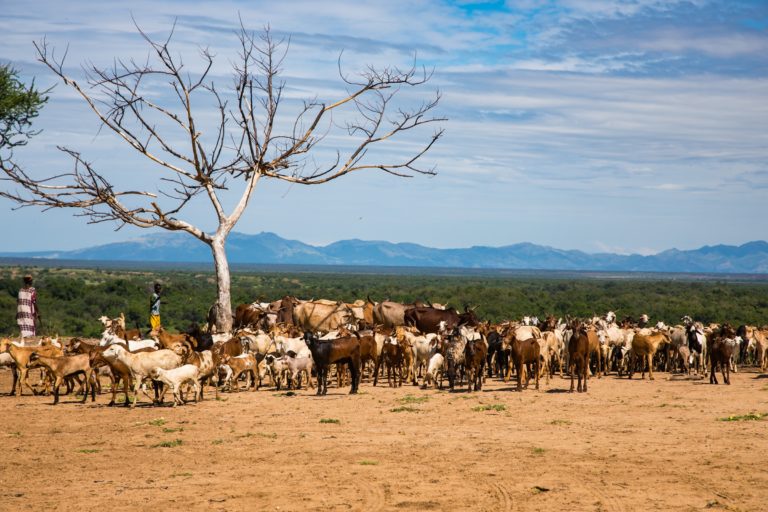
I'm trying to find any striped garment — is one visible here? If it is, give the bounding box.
[17,286,37,338]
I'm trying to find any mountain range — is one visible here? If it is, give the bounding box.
[2,232,768,274]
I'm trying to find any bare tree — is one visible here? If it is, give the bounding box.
[0,23,444,332]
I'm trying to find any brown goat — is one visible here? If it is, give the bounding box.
[2,340,64,396]
[503,334,540,391]
[709,331,739,385]
[568,325,589,393]
[28,352,96,405]
[379,339,404,387]
[628,331,669,380]
[464,338,487,392]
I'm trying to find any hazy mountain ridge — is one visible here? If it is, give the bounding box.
[2,232,768,274]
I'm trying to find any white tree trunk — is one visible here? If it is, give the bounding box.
[210,238,233,333]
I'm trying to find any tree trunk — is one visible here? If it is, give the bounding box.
[210,238,233,333]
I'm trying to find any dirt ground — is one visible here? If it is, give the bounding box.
[0,367,766,512]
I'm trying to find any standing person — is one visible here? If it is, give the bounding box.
[149,283,162,331]
[17,275,41,340]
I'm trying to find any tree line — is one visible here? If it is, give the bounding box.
[1,266,766,338]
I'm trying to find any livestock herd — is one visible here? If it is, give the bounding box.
[1,296,767,407]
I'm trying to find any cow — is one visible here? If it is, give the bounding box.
[293,300,355,333]
[372,300,411,328]
[404,305,479,334]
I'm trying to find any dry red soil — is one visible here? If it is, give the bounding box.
[1,368,767,511]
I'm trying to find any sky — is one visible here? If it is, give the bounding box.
[1,0,767,256]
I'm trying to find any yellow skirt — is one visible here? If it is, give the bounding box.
[150,315,161,331]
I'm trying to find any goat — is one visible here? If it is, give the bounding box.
[708,327,740,385]
[101,344,184,407]
[378,338,404,388]
[502,333,540,391]
[2,340,63,396]
[149,365,201,405]
[303,332,361,395]
[568,323,590,393]
[422,353,445,389]
[464,338,487,392]
[220,353,258,392]
[183,350,216,398]
[443,330,467,391]
[27,352,95,405]
[628,331,670,380]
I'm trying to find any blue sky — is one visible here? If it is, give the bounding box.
[2,0,766,255]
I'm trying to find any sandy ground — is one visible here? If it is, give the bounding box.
[0,367,767,512]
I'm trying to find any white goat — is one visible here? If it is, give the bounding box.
[100,330,159,351]
[102,344,183,407]
[149,364,201,406]
[423,353,444,389]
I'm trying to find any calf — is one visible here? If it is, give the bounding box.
[303,332,361,395]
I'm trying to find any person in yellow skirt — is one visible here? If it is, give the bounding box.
[149,283,162,330]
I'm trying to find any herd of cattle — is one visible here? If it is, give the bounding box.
[1,295,767,406]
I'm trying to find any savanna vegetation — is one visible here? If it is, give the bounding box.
[1,264,766,338]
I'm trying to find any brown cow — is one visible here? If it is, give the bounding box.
[293,300,355,333]
[404,305,479,334]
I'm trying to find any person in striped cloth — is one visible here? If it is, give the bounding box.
[17,275,41,339]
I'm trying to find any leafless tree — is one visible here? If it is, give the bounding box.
[0,22,444,331]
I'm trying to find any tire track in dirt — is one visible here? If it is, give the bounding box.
[488,482,515,512]
[354,482,387,512]
[584,483,625,512]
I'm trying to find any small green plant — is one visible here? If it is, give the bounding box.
[531,447,546,455]
[550,419,571,426]
[718,413,766,422]
[319,418,341,424]
[153,439,183,448]
[257,432,278,439]
[148,418,166,427]
[77,449,100,454]
[473,404,506,412]
[211,439,224,445]
[399,395,429,404]
[163,427,183,434]
[239,432,255,438]
[359,460,379,466]
[390,406,419,413]
[171,472,193,478]
[8,431,21,438]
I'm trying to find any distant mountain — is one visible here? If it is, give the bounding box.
[2,232,768,274]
